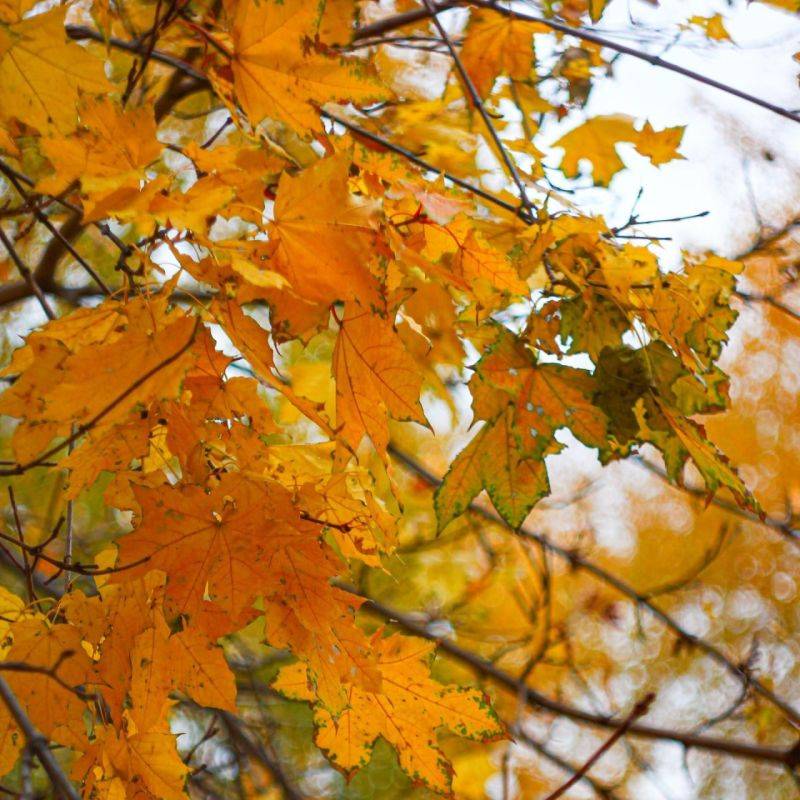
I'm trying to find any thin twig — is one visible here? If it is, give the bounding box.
[420,0,535,221]
[7,488,35,605]
[0,227,56,320]
[541,693,655,800]
[510,724,621,800]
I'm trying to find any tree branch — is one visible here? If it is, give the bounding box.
[419,0,535,220]
[387,445,800,727]
[510,724,622,800]
[0,226,56,320]
[542,693,654,800]
[336,581,800,766]
[0,676,81,800]
[353,1,800,125]
[219,712,306,800]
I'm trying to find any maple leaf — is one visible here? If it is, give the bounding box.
[114,473,379,707]
[269,153,384,307]
[437,328,608,528]
[168,625,237,713]
[62,575,168,723]
[59,416,153,499]
[115,474,305,629]
[435,406,550,530]
[634,121,686,165]
[229,0,387,133]
[274,634,504,794]
[75,725,189,800]
[460,9,544,97]
[553,115,638,186]
[5,619,93,748]
[0,297,198,465]
[554,116,686,184]
[0,8,110,133]
[594,342,760,513]
[261,537,381,711]
[332,304,428,457]
[36,97,162,217]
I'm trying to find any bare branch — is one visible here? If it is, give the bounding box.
[387,445,800,726]
[541,693,654,800]
[336,581,800,766]
[420,0,535,220]
[354,1,800,125]
[219,712,306,800]
[0,226,56,320]
[0,167,110,295]
[510,724,622,800]
[0,676,81,800]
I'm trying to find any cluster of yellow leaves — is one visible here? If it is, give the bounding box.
[0,0,767,797]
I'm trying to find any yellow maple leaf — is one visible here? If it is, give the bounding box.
[275,634,504,794]
[270,153,384,306]
[332,304,428,457]
[634,121,686,165]
[460,8,544,97]
[0,8,110,133]
[230,0,387,133]
[37,97,161,212]
[76,724,188,800]
[553,114,637,186]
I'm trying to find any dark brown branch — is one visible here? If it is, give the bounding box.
[0,160,128,256]
[0,226,56,320]
[7,488,35,604]
[420,0,535,220]
[542,694,654,800]
[354,1,800,125]
[219,712,306,800]
[387,445,800,727]
[510,725,621,800]
[352,2,460,40]
[336,581,800,766]
[66,25,208,83]
[0,167,110,295]
[0,676,81,800]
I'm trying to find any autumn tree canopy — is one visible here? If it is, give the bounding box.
[0,0,799,797]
